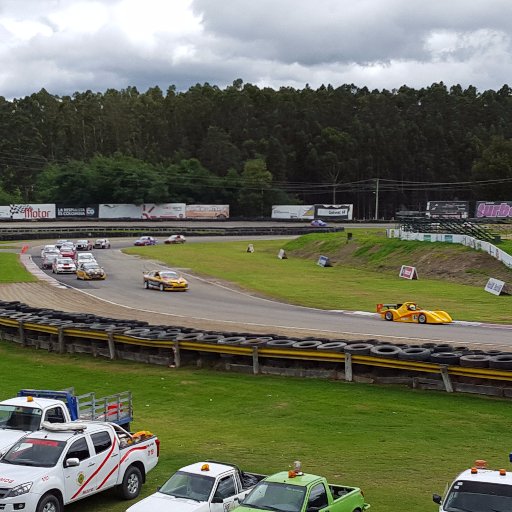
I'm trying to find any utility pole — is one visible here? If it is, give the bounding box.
[374,178,379,220]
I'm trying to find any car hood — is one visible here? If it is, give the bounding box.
[0,430,28,453]
[126,492,208,512]
[0,460,50,485]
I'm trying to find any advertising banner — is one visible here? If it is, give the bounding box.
[0,206,11,219]
[98,204,142,219]
[9,204,56,220]
[271,205,314,220]
[476,201,512,219]
[314,204,353,220]
[399,265,418,280]
[484,277,507,296]
[56,205,99,218]
[141,203,186,220]
[426,201,469,219]
[185,204,229,219]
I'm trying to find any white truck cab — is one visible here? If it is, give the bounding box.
[126,461,264,512]
[0,389,133,454]
[0,421,159,512]
[434,459,512,511]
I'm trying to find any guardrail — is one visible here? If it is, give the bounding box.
[1,302,512,398]
[0,225,343,240]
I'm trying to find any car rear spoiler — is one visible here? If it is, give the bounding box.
[376,303,401,312]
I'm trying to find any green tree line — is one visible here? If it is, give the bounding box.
[2,80,512,218]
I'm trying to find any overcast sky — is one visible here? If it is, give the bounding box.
[1,0,512,100]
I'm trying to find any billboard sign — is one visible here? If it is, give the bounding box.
[0,206,11,219]
[314,204,353,220]
[56,205,99,218]
[484,277,507,296]
[142,203,186,220]
[271,205,314,220]
[185,204,229,219]
[98,204,142,219]
[9,204,56,220]
[476,201,512,219]
[426,201,469,219]
[399,265,418,280]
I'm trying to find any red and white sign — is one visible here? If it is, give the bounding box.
[399,265,418,280]
[10,204,56,220]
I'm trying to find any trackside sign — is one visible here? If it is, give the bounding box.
[399,265,418,280]
[484,277,507,296]
[476,201,512,218]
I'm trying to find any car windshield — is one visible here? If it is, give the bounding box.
[58,258,73,264]
[160,271,179,279]
[0,405,43,431]
[159,471,215,501]
[443,480,512,511]
[82,263,100,269]
[243,481,306,512]
[1,437,66,467]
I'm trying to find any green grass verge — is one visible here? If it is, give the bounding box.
[124,234,512,323]
[0,252,37,283]
[1,342,510,512]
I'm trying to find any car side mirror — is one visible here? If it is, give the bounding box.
[432,494,442,505]
[65,458,80,467]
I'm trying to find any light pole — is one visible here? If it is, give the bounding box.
[374,178,379,220]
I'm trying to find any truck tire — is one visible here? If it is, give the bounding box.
[36,493,62,512]
[119,465,142,499]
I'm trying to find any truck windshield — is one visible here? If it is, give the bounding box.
[243,481,306,512]
[0,405,42,431]
[1,438,66,467]
[159,470,215,501]
[444,480,512,511]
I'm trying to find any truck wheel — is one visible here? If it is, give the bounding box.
[119,465,142,499]
[37,493,62,512]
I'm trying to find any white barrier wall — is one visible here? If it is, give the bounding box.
[390,229,512,270]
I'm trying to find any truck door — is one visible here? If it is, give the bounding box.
[90,429,119,491]
[306,483,330,512]
[211,474,239,512]
[62,436,96,503]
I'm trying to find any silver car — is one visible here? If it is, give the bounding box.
[52,257,77,274]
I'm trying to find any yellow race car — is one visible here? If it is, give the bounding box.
[377,302,452,324]
[76,262,106,280]
[143,270,188,291]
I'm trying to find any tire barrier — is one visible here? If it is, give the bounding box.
[398,347,432,362]
[0,299,512,396]
[343,343,374,355]
[459,354,491,368]
[369,345,403,359]
[430,352,461,365]
[489,355,512,370]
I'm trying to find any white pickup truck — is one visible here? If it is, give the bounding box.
[433,458,512,511]
[126,460,265,512]
[0,421,159,512]
[0,389,132,454]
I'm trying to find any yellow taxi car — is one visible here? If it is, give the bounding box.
[377,301,452,324]
[76,261,106,280]
[143,270,188,291]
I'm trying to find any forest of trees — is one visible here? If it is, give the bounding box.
[2,79,512,218]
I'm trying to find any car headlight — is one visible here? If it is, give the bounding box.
[6,481,33,497]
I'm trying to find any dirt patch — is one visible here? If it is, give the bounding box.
[290,242,512,287]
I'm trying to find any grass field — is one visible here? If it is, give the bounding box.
[1,342,511,512]
[0,252,37,283]
[125,232,512,323]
